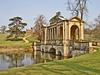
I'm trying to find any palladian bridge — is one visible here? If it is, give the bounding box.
[33,16,89,57]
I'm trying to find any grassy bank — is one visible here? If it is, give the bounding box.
[25,34,39,43]
[0,47,100,75]
[0,34,32,49]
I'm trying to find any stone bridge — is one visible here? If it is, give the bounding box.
[33,16,90,57]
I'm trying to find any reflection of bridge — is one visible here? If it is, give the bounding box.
[33,51,64,63]
[33,16,89,57]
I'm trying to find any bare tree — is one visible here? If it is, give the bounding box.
[0,25,7,33]
[95,14,100,28]
[93,14,100,39]
[34,15,47,41]
[67,0,88,20]
[85,14,100,40]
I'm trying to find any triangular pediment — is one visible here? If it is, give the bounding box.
[69,16,84,23]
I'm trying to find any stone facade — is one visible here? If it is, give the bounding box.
[33,16,89,57]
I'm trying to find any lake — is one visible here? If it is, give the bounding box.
[0,51,64,70]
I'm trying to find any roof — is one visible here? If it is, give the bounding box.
[43,24,47,26]
[69,16,85,23]
[43,16,85,28]
[58,16,67,20]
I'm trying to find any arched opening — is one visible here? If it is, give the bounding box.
[42,48,44,52]
[49,48,56,54]
[57,51,62,56]
[71,25,79,40]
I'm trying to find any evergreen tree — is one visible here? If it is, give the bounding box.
[7,17,27,40]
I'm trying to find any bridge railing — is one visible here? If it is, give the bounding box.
[46,40,63,45]
[32,42,41,46]
[69,40,89,52]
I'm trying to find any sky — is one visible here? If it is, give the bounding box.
[0,0,100,29]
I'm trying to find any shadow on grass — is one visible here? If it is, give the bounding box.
[39,64,67,75]
[6,38,23,41]
[53,61,100,74]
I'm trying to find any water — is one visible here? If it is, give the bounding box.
[0,51,64,70]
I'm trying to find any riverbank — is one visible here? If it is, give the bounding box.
[0,47,100,75]
[0,47,30,54]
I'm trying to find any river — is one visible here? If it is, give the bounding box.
[0,51,64,70]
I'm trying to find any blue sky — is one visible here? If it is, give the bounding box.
[0,0,100,29]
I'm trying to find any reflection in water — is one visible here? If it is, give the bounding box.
[7,54,24,68]
[0,51,64,70]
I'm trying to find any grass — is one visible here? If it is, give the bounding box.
[0,34,32,49]
[25,34,40,43]
[0,47,100,75]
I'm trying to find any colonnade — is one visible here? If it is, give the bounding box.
[41,17,84,44]
[42,26,64,42]
[42,26,62,41]
[47,27,57,40]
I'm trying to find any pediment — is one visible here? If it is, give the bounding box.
[71,18,79,21]
[69,16,84,23]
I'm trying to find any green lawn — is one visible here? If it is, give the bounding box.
[25,34,40,43]
[0,47,100,75]
[0,34,32,49]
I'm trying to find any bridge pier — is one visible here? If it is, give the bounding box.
[63,44,69,57]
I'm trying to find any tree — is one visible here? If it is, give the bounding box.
[0,25,7,33]
[7,17,27,40]
[34,15,47,40]
[85,14,100,40]
[92,14,100,39]
[67,0,88,20]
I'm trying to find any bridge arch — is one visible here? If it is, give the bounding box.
[42,48,44,52]
[70,25,79,40]
[49,48,56,54]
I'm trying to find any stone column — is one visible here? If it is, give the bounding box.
[48,29,50,40]
[62,21,70,57]
[63,22,65,42]
[66,21,70,40]
[54,27,55,40]
[42,31,44,41]
[55,27,57,40]
[51,29,52,40]
[68,23,70,40]
[41,31,43,40]
[81,23,84,39]
[53,28,55,40]
[50,29,51,40]
[65,21,68,40]
[44,27,47,44]
[79,22,82,40]
[52,28,53,40]
[58,26,60,40]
